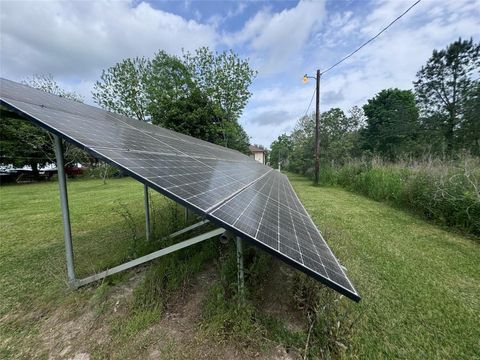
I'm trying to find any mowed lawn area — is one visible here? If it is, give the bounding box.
[288,173,480,359]
[0,175,479,358]
[0,178,154,358]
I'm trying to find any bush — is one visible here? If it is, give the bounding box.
[318,156,480,237]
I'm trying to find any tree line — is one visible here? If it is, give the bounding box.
[270,38,480,174]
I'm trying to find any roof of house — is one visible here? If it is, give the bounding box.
[249,145,266,153]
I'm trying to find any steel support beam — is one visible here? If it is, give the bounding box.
[165,219,209,240]
[236,236,244,295]
[53,135,76,285]
[76,227,224,287]
[144,184,151,241]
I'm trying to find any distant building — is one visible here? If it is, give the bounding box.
[249,144,267,164]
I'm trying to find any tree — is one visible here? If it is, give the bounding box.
[23,74,84,102]
[92,48,255,152]
[361,89,420,159]
[182,47,257,122]
[1,74,86,176]
[92,57,150,121]
[154,88,223,143]
[0,113,52,175]
[269,134,294,169]
[458,82,480,155]
[288,115,316,175]
[414,38,480,154]
[320,107,363,164]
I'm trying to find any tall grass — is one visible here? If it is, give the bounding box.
[318,156,480,237]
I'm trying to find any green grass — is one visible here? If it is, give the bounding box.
[0,178,146,314]
[1,175,479,358]
[319,158,480,236]
[0,177,174,358]
[287,172,480,358]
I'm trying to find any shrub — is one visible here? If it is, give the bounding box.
[317,156,480,237]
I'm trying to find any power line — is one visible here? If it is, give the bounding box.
[303,87,316,117]
[321,0,422,76]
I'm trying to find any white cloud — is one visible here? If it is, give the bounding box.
[242,0,480,147]
[0,1,217,81]
[225,0,326,75]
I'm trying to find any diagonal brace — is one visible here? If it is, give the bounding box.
[75,227,224,288]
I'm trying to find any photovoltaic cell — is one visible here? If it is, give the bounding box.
[0,78,360,301]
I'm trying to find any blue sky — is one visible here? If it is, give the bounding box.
[1,0,479,147]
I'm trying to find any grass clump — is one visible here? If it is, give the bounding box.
[318,156,480,237]
[292,274,358,359]
[111,307,161,339]
[200,241,265,345]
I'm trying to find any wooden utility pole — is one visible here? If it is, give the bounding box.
[314,69,320,185]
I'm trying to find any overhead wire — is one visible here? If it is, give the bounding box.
[303,87,316,117]
[321,0,422,76]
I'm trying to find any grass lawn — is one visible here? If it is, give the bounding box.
[0,175,479,358]
[0,177,168,358]
[287,173,480,359]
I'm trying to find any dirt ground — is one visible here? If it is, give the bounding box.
[37,264,303,360]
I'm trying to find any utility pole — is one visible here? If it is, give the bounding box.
[303,70,321,185]
[314,69,320,185]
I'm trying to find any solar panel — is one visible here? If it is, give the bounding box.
[0,78,360,301]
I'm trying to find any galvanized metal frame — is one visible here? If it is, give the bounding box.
[53,135,223,288]
[76,228,225,287]
[53,135,76,284]
[236,236,244,295]
[144,184,151,241]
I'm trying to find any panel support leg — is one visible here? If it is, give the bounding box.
[53,135,76,286]
[144,184,151,241]
[236,236,244,296]
[184,207,188,225]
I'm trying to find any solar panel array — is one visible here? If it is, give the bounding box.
[0,78,360,301]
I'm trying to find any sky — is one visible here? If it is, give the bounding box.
[1,0,479,148]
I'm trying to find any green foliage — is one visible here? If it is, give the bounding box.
[414,38,480,154]
[361,88,420,159]
[282,106,364,175]
[269,133,294,169]
[153,88,224,144]
[92,47,255,152]
[93,57,150,121]
[320,107,364,163]
[0,114,52,173]
[201,282,261,344]
[182,47,257,122]
[319,157,480,237]
[132,233,218,311]
[200,242,270,345]
[22,74,84,102]
[279,38,479,178]
[292,274,357,359]
[458,82,480,155]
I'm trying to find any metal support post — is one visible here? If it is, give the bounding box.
[236,236,244,295]
[53,135,76,285]
[184,207,188,225]
[144,184,151,241]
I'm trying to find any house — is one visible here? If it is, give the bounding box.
[249,144,267,164]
